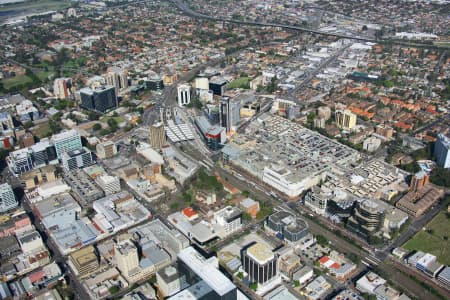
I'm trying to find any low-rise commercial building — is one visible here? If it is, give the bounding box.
[92,191,151,234]
[96,141,117,159]
[212,206,242,236]
[266,211,308,243]
[95,174,121,195]
[304,276,332,300]
[239,198,260,219]
[63,170,104,207]
[69,246,99,278]
[222,114,359,198]
[396,185,444,217]
[0,212,32,238]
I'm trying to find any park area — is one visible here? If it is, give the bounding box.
[403,212,450,265]
[1,71,53,91]
[227,77,250,89]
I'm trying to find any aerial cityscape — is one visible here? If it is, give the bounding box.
[0,0,449,299]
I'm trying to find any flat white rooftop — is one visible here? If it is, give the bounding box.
[177,246,235,296]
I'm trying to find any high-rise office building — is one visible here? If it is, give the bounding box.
[67,7,77,17]
[51,129,83,159]
[220,96,240,133]
[434,133,450,168]
[30,139,57,167]
[95,174,121,195]
[7,148,33,175]
[194,116,226,150]
[0,183,18,213]
[241,242,277,285]
[150,122,166,150]
[115,240,139,278]
[156,265,189,298]
[410,171,429,192]
[79,86,118,113]
[194,77,209,90]
[104,67,128,94]
[53,78,73,99]
[177,83,191,106]
[335,109,357,130]
[95,141,117,159]
[347,199,385,239]
[145,75,164,91]
[209,77,227,96]
[61,147,94,171]
[96,141,117,159]
[219,97,229,130]
[0,111,14,134]
[317,106,332,120]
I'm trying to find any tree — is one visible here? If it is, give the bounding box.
[149,275,157,284]
[100,129,110,136]
[23,121,34,129]
[88,111,100,121]
[316,235,328,246]
[266,76,277,93]
[108,286,120,295]
[399,162,421,173]
[307,112,316,125]
[242,212,252,221]
[92,123,102,131]
[107,118,118,129]
[429,167,450,187]
[368,235,383,245]
[86,208,96,218]
[48,120,61,134]
[194,169,223,192]
[362,25,368,31]
[170,202,180,210]
[0,149,11,161]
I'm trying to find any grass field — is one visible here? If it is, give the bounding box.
[1,71,54,90]
[227,77,250,89]
[0,0,70,12]
[100,116,126,124]
[403,212,450,265]
[2,74,32,89]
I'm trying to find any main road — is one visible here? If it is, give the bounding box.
[170,0,450,50]
[212,165,448,300]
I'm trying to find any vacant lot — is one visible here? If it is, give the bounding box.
[31,122,52,139]
[403,212,450,265]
